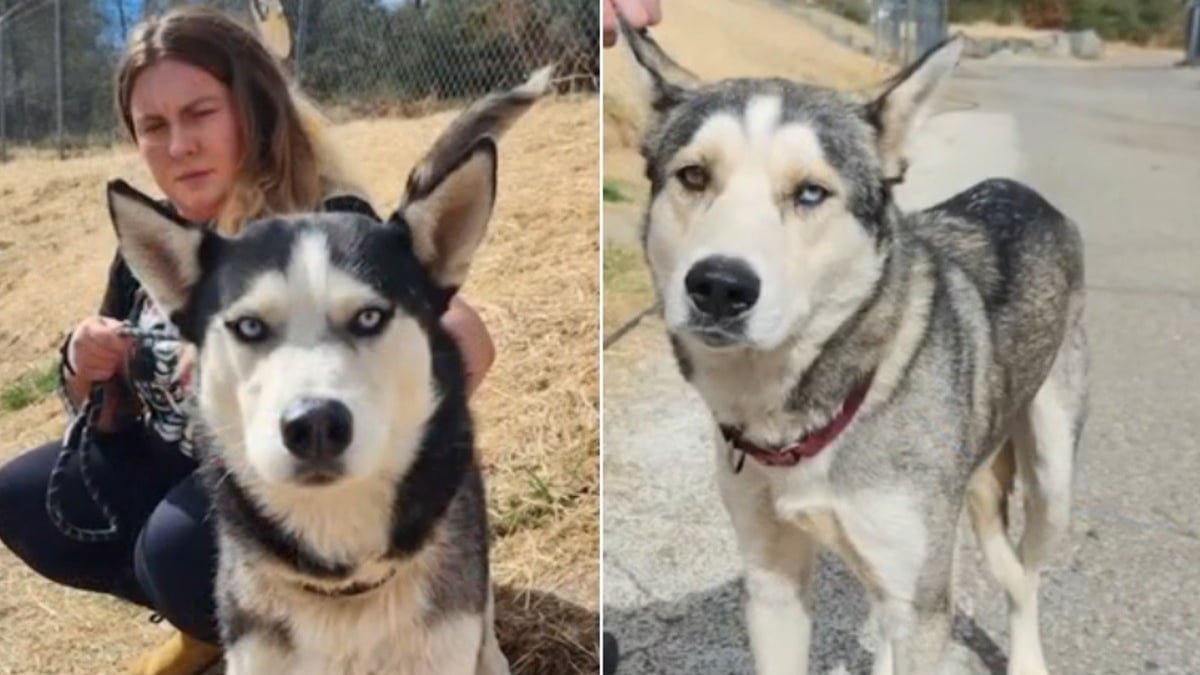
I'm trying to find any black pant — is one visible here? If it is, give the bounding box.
[0,427,220,643]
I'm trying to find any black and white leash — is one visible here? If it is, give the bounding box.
[44,324,180,543]
[45,382,121,543]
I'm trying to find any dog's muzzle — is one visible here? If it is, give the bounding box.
[683,256,760,346]
[280,397,353,484]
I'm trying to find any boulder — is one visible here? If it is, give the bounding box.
[1032,30,1073,58]
[962,36,1004,58]
[1069,29,1104,59]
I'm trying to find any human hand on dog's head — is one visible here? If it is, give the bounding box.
[603,0,662,47]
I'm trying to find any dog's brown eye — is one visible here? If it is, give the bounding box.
[793,182,830,208]
[676,165,710,192]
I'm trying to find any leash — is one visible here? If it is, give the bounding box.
[45,324,182,543]
[45,382,122,543]
[602,301,661,351]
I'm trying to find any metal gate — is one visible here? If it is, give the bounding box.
[1186,0,1200,66]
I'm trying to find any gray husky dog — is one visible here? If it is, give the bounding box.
[106,67,551,674]
[620,22,1087,675]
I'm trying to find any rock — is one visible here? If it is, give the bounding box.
[1069,29,1104,59]
[1032,30,1073,58]
[962,36,1004,59]
[965,30,1097,61]
[988,47,1020,62]
[1006,38,1036,55]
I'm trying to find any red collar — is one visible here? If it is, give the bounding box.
[722,372,874,472]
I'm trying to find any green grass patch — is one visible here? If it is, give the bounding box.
[603,244,650,296]
[603,177,631,204]
[603,243,656,335]
[492,470,581,537]
[1,361,59,412]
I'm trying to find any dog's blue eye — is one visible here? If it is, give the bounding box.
[349,307,391,337]
[794,183,830,208]
[228,317,269,343]
[676,165,710,192]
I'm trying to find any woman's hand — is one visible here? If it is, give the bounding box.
[68,317,133,384]
[603,0,662,47]
[441,296,495,398]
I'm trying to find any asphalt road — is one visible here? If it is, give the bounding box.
[602,54,1200,674]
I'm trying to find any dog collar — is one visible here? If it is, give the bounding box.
[722,372,874,473]
[295,567,398,598]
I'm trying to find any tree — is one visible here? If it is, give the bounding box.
[1,0,117,144]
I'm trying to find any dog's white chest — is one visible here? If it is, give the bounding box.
[769,477,930,599]
[286,610,482,675]
[226,565,485,675]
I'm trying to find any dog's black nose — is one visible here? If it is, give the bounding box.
[685,256,760,319]
[280,398,353,461]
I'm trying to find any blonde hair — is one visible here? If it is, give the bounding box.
[116,6,364,235]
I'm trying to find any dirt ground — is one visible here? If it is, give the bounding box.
[0,98,598,674]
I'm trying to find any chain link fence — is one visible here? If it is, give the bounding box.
[0,0,598,160]
[870,0,948,64]
[783,0,948,67]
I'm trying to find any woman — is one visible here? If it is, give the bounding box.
[0,7,494,675]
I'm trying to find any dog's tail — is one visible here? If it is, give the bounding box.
[401,66,554,206]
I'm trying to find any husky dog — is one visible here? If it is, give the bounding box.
[620,22,1087,675]
[106,68,551,675]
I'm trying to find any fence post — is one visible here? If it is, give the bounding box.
[904,0,916,63]
[295,0,308,84]
[1186,0,1200,66]
[54,0,63,159]
[915,0,945,56]
[0,14,6,164]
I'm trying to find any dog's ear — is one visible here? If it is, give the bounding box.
[393,66,551,291]
[618,16,698,113]
[865,34,963,182]
[107,179,210,317]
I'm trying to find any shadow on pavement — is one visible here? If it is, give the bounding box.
[606,554,1008,675]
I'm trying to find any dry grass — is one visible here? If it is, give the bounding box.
[0,97,598,674]
[601,243,654,338]
[603,0,889,160]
